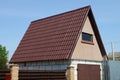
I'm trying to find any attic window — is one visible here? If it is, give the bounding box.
[82,32,93,44]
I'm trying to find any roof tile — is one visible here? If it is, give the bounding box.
[10,6,91,62]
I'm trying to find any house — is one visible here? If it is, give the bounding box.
[10,6,108,80]
[108,52,120,60]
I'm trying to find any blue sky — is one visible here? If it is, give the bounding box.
[0,0,120,60]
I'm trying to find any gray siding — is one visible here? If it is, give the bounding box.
[18,60,70,70]
[109,61,120,80]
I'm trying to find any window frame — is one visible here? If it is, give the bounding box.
[81,32,94,45]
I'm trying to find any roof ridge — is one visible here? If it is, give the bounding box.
[31,5,91,23]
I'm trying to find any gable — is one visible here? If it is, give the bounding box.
[71,16,103,61]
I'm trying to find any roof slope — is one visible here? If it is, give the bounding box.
[10,6,106,63]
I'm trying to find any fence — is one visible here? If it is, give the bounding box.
[19,70,66,80]
[0,69,10,80]
[0,69,67,80]
[0,64,68,80]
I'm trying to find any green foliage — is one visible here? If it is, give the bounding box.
[0,45,8,69]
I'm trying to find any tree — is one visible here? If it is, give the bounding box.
[0,45,8,69]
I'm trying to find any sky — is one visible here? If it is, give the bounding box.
[0,0,120,60]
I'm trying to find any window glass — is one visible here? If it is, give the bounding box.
[82,32,92,42]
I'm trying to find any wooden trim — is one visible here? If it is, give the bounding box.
[81,40,94,45]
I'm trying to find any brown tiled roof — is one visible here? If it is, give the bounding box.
[10,6,107,63]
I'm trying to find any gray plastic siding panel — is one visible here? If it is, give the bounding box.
[109,61,120,80]
[18,60,70,70]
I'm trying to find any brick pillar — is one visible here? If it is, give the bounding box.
[10,64,19,80]
[66,66,74,80]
